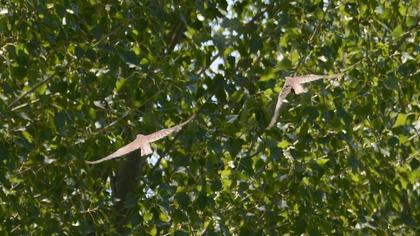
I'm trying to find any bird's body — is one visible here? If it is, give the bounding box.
[266,74,342,129]
[86,114,195,164]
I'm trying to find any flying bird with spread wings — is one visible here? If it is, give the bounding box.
[266,74,342,130]
[86,114,196,164]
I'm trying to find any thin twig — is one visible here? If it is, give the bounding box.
[8,76,53,109]
[92,18,136,47]
[81,89,165,142]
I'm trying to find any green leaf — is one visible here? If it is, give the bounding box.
[384,75,399,90]
[278,140,290,149]
[260,68,277,81]
[250,37,263,53]
[36,83,48,95]
[315,158,329,166]
[290,49,300,64]
[393,113,407,128]
[115,78,126,92]
[21,130,33,143]
[391,25,403,39]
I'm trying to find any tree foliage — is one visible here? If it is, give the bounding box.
[0,0,418,234]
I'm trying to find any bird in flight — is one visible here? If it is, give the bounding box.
[266,74,342,130]
[86,114,196,164]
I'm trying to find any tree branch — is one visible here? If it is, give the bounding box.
[112,151,145,232]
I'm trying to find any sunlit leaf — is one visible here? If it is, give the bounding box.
[393,113,407,128]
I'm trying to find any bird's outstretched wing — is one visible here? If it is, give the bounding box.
[289,74,342,87]
[144,114,196,143]
[86,114,195,163]
[266,74,342,130]
[86,136,141,164]
[266,85,292,129]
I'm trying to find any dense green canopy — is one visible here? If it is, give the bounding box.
[0,0,418,234]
